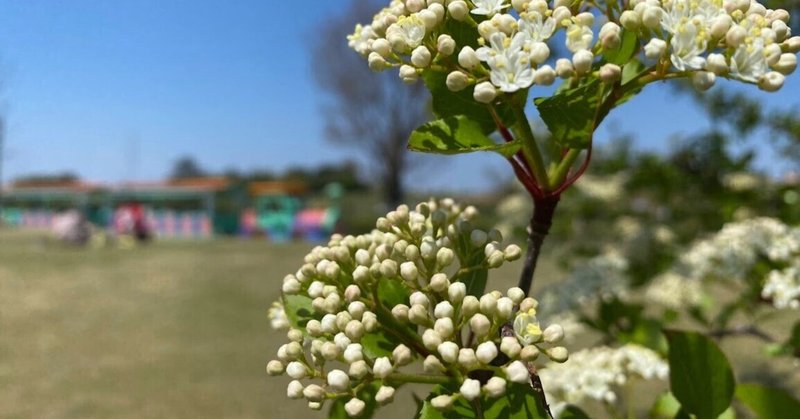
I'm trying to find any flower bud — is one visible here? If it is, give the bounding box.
[448,282,467,303]
[334,333,351,351]
[705,53,729,75]
[487,250,505,268]
[267,360,284,376]
[460,378,481,401]
[462,296,480,318]
[434,317,455,338]
[393,344,413,366]
[406,0,425,13]
[400,261,419,282]
[544,324,566,344]
[599,22,621,50]
[304,384,326,402]
[572,50,594,74]
[519,297,538,312]
[479,293,498,316]
[784,36,800,53]
[373,357,393,379]
[287,380,304,399]
[644,38,667,60]
[418,9,439,29]
[435,247,454,267]
[773,53,797,75]
[424,354,446,372]
[345,398,366,417]
[619,10,640,30]
[348,302,366,320]
[343,343,364,363]
[282,277,301,294]
[399,65,419,84]
[379,259,398,278]
[484,376,507,398]
[431,394,454,410]
[555,58,575,78]
[392,303,410,322]
[521,345,541,361]
[553,6,572,25]
[375,385,396,404]
[349,360,369,379]
[321,341,341,360]
[362,311,378,332]
[327,369,350,392]
[476,341,498,364]
[499,336,522,358]
[321,314,337,334]
[505,287,524,305]
[457,47,480,71]
[759,71,785,91]
[496,297,514,320]
[423,329,444,350]
[352,265,370,284]
[765,44,782,66]
[410,291,430,308]
[469,313,491,337]
[642,6,661,29]
[534,65,556,85]
[458,348,479,369]
[473,81,497,103]
[437,34,456,56]
[405,244,420,261]
[691,71,716,91]
[546,346,570,362]
[505,360,530,383]
[286,361,307,379]
[527,41,550,64]
[345,320,365,341]
[306,319,323,337]
[286,341,303,359]
[710,15,732,38]
[368,52,388,72]
[308,401,322,410]
[287,328,304,343]
[308,281,325,298]
[411,46,432,67]
[599,63,621,84]
[448,0,469,21]
[372,38,392,57]
[438,341,460,363]
[428,3,446,21]
[434,301,455,319]
[726,25,747,47]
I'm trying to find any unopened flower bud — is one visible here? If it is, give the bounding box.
[286,341,303,359]
[487,250,505,268]
[287,380,304,399]
[267,360,284,376]
[773,53,797,75]
[393,344,413,366]
[434,317,455,338]
[473,81,497,103]
[334,332,351,351]
[399,65,419,84]
[642,7,661,29]
[411,46,432,67]
[505,361,530,383]
[691,71,716,91]
[424,354,446,372]
[484,376,507,398]
[469,313,491,337]
[406,0,425,12]
[327,369,350,392]
[437,34,456,56]
[345,320,365,341]
[405,244,420,261]
[456,378,480,401]
[572,50,594,74]
[553,6,572,25]
[479,294,498,316]
[457,348,479,369]
[362,311,377,332]
[619,10,640,30]
[434,301,455,319]
[448,0,469,20]
[496,297,514,320]
[345,398,366,417]
[462,296,480,318]
[519,297,538,312]
[349,359,369,379]
[379,259,398,278]
[287,328,304,343]
[308,401,322,410]
[342,344,363,366]
[430,273,450,293]
[534,65,556,85]
[372,38,392,57]
[529,41,550,64]
[546,346,570,362]
[448,282,466,303]
[368,52,388,71]
[375,385,396,404]
[321,341,341,360]
[306,319,323,337]
[521,345,540,361]
[599,22,621,50]
[476,341,498,364]
[759,71,785,91]
[556,58,575,78]
[286,361,307,379]
[599,63,621,84]
[436,248,455,267]
[392,303,410,321]
[373,357,393,379]
[423,329,443,350]
[352,265,370,284]
[705,53,729,75]
[726,25,747,47]
[784,36,800,53]
[418,9,439,29]
[710,15,732,38]
[399,261,419,282]
[438,341,460,363]
[431,394,454,410]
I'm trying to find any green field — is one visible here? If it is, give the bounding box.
[0,229,545,418]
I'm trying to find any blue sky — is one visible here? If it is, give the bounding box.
[0,1,797,192]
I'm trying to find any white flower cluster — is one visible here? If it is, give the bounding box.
[266,199,569,416]
[645,272,705,310]
[268,301,290,330]
[350,0,798,104]
[646,217,800,310]
[573,173,627,202]
[540,344,669,417]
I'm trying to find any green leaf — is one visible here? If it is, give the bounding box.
[604,30,639,66]
[559,405,591,419]
[418,383,549,419]
[329,382,381,419]
[360,331,401,358]
[664,330,736,419]
[621,59,647,86]
[534,80,604,149]
[735,383,800,419]
[377,277,411,309]
[409,116,521,157]
[282,294,318,331]
[422,71,515,134]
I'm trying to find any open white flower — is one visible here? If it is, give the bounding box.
[476,32,534,92]
[385,14,427,52]
[471,0,510,16]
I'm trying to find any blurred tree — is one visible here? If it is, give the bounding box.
[13,172,80,186]
[311,0,430,208]
[169,156,207,179]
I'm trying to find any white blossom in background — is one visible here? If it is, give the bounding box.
[540,344,669,417]
[645,272,705,310]
[268,301,290,330]
[573,173,627,202]
[655,218,800,310]
[266,199,569,416]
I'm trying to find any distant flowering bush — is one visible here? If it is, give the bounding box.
[266,0,800,417]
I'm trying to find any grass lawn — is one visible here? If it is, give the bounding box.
[0,229,550,418]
